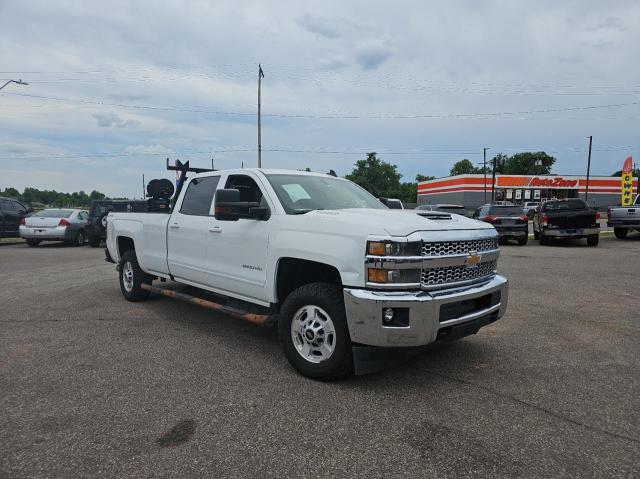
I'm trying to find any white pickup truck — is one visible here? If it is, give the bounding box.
[106,168,508,379]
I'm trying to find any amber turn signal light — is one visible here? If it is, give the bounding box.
[367,268,388,283]
[367,241,386,255]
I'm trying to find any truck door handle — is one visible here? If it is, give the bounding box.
[169,223,180,229]
[208,226,222,233]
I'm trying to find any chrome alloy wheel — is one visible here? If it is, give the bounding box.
[122,261,134,293]
[290,305,336,363]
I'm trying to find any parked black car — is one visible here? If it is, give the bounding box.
[0,197,32,238]
[473,204,529,245]
[533,199,600,246]
[86,200,137,247]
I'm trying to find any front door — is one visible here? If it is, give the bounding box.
[205,174,271,303]
[167,175,220,285]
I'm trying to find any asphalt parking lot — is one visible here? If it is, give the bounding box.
[1,237,639,478]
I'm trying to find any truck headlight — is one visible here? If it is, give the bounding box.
[367,240,421,256]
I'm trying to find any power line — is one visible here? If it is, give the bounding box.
[4,91,640,120]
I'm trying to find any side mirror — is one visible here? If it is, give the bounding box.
[214,189,240,221]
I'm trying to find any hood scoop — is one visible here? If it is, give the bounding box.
[415,211,453,220]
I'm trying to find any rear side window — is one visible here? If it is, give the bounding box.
[0,199,12,212]
[489,206,524,215]
[180,176,220,216]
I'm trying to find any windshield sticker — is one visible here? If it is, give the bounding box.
[281,184,311,202]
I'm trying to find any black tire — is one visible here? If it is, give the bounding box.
[614,227,628,239]
[118,251,151,302]
[88,236,102,247]
[26,239,40,247]
[533,227,540,240]
[74,230,85,246]
[539,232,549,245]
[278,282,353,380]
[587,234,599,247]
[518,236,528,246]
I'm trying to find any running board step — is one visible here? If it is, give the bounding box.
[140,283,273,325]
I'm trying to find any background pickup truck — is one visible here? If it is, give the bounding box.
[533,198,600,246]
[608,194,640,239]
[106,168,508,379]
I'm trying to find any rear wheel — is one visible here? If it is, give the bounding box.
[89,236,102,247]
[74,230,85,246]
[539,231,549,245]
[119,251,151,302]
[533,226,540,240]
[614,227,628,239]
[26,239,40,247]
[587,234,599,247]
[517,236,528,246]
[278,282,353,380]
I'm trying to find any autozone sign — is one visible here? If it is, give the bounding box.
[529,177,578,188]
[497,176,578,189]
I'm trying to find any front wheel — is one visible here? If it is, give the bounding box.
[26,239,40,247]
[614,227,628,239]
[74,230,85,246]
[587,234,599,247]
[278,282,353,380]
[88,236,102,247]
[518,236,528,246]
[119,251,151,302]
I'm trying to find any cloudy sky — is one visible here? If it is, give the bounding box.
[1,0,639,197]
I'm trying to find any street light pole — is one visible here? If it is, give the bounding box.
[257,64,264,168]
[0,79,28,91]
[483,147,490,203]
[491,156,497,203]
[585,135,593,204]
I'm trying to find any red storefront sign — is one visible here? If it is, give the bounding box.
[529,177,578,188]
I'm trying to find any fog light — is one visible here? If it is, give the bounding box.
[383,308,394,323]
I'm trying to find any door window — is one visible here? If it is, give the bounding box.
[0,200,12,212]
[180,176,220,216]
[224,175,270,218]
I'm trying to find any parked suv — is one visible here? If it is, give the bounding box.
[87,200,135,247]
[0,197,32,238]
[473,204,529,245]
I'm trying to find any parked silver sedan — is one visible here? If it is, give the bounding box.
[19,208,89,247]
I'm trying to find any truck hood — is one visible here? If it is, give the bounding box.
[304,209,493,237]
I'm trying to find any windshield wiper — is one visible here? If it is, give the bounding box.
[291,208,323,215]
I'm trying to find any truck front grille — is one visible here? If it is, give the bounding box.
[421,238,498,257]
[421,260,497,288]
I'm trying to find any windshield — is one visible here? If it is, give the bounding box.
[488,206,524,215]
[34,209,73,218]
[542,199,587,211]
[265,174,386,214]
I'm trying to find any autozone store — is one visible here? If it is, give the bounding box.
[417,174,638,210]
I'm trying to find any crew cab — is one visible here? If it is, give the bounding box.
[106,168,509,379]
[533,199,600,246]
[607,194,640,239]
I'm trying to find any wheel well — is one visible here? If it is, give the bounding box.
[117,236,135,257]
[276,258,342,304]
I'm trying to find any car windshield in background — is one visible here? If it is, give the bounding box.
[386,200,403,209]
[439,206,466,214]
[543,200,587,211]
[488,206,525,216]
[33,209,73,218]
[266,174,386,214]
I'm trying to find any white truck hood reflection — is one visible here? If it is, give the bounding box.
[303,209,493,237]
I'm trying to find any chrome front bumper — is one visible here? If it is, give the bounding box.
[343,275,508,347]
[544,227,599,237]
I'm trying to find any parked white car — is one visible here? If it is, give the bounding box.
[106,169,508,379]
[20,208,89,247]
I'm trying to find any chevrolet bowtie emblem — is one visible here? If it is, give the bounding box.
[465,251,482,267]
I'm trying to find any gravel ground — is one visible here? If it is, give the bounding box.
[1,236,639,478]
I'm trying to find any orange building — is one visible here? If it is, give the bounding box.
[417,174,638,210]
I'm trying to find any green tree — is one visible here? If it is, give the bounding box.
[449,159,477,176]
[345,152,401,198]
[90,190,106,200]
[415,174,435,182]
[497,151,555,175]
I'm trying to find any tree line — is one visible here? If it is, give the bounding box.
[0,187,107,207]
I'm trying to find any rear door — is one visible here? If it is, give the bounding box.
[0,200,21,236]
[167,175,220,285]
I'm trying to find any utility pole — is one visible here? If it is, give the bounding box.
[0,79,28,91]
[483,147,490,203]
[257,64,264,168]
[585,135,593,204]
[142,174,145,199]
[491,156,497,203]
